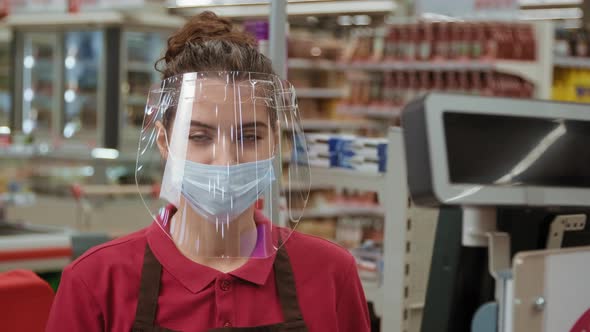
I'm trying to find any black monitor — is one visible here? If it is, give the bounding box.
[401,94,590,332]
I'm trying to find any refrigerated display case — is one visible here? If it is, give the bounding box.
[8,12,184,150]
[63,30,103,144]
[119,30,168,149]
[0,28,11,132]
[20,32,61,141]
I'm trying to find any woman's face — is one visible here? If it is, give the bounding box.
[164,79,277,165]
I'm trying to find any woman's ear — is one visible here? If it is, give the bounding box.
[155,121,169,160]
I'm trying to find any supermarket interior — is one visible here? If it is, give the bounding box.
[1,0,590,331]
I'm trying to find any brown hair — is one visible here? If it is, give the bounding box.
[156,11,274,78]
[156,11,277,130]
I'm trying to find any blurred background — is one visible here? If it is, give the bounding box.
[0,1,589,331]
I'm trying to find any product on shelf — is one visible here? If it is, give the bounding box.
[306,133,387,173]
[350,242,383,281]
[295,218,337,240]
[347,21,537,63]
[553,68,590,103]
[345,70,534,109]
[554,27,590,58]
[287,33,344,60]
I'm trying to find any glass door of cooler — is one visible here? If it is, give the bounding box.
[120,30,167,150]
[63,30,103,146]
[0,29,11,132]
[21,32,61,142]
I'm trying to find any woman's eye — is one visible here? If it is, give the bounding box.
[240,134,261,143]
[189,134,212,143]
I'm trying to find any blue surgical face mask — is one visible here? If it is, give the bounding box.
[181,157,276,222]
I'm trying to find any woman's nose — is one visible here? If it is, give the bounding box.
[211,141,238,166]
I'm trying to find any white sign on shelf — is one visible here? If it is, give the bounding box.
[416,0,518,19]
[77,0,144,11]
[8,0,68,13]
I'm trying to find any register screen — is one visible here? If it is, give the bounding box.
[443,112,590,188]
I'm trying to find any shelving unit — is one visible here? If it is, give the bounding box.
[6,11,185,150]
[300,119,383,131]
[292,205,384,219]
[0,27,11,130]
[288,58,340,71]
[172,0,396,18]
[554,55,590,69]
[296,88,345,99]
[303,127,408,332]
[336,104,402,119]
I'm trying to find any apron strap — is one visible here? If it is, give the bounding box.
[273,238,304,322]
[133,244,163,329]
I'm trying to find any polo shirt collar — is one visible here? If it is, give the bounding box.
[146,206,276,294]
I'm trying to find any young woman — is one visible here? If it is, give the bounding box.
[46,11,370,332]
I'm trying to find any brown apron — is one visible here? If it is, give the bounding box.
[131,240,309,332]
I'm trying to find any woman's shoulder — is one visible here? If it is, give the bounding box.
[65,226,151,279]
[284,229,355,271]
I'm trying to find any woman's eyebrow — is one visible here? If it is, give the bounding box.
[190,120,217,130]
[239,122,268,129]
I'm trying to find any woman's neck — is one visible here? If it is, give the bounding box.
[169,202,257,272]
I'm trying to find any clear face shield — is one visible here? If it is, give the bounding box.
[136,72,310,259]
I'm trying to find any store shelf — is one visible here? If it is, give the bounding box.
[293,205,385,219]
[6,11,124,27]
[172,0,396,17]
[0,145,138,162]
[554,56,590,69]
[362,278,383,315]
[300,119,382,131]
[336,104,402,119]
[310,167,385,193]
[0,192,36,206]
[288,58,339,71]
[493,60,543,85]
[296,88,345,99]
[282,179,329,191]
[407,302,425,310]
[343,60,543,84]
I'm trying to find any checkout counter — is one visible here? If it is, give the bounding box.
[402,93,590,332]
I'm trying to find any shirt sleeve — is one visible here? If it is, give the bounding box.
[45,265,103,332]
[336,256,371,332]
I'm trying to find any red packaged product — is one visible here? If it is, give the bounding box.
[457,71,469,94]
[407,71,419,102]
[397,71,409,105]
[470,71,482,95]
[398,25,409,61]
[434,22,451,60]
[451,23,466,60]
[417,71,432,97]
[392,71,404,106]
[471,23,485,60]
[385,25,398,61]
[481,71,494,96]
[484,23,499,59]
[406,24,418,61]
[433,71,445,91]
[417,22,433,61]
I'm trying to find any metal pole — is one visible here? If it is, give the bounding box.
[269,0,288,226]
[269,0,287,78]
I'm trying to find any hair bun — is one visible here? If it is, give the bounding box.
[163,11,257,65]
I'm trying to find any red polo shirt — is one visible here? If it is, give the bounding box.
[46,210,370,332]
